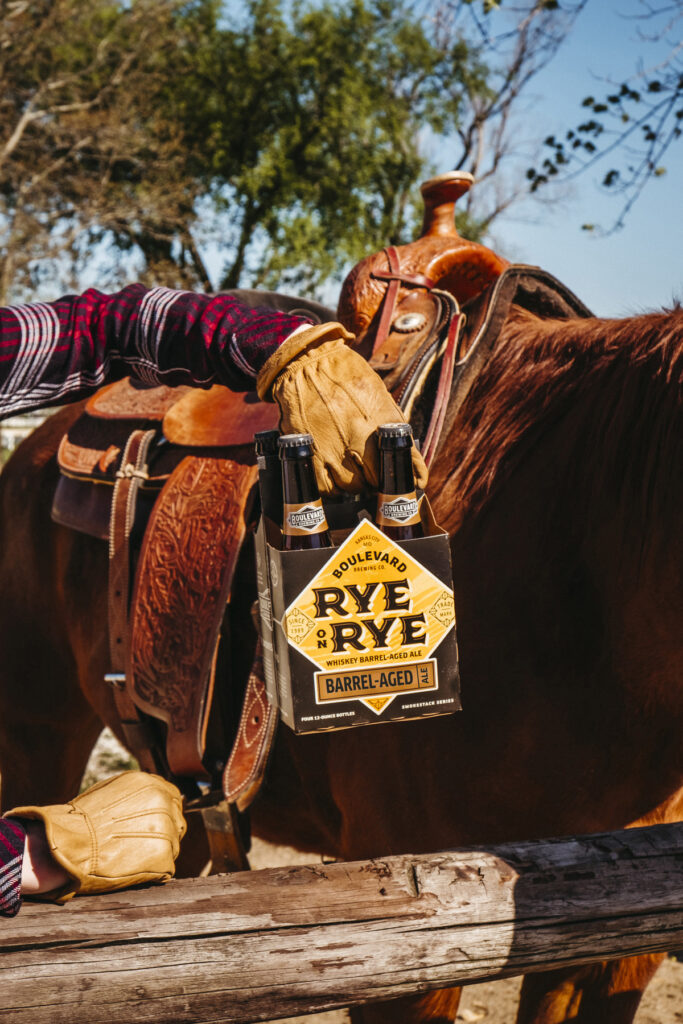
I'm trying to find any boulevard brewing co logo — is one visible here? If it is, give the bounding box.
[285,502,326,533]
[283,520,455,715]
[378,496,420,523]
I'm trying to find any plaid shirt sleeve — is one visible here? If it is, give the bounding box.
[0,818,25,917]
[0,284,313,420]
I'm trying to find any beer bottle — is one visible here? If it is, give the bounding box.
[278,433,332,550]
[254,429,283,524]
[376,423,424,540]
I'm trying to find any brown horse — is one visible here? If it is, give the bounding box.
[0,301,682,1024]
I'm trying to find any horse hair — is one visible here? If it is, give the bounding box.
[441,304,683,543]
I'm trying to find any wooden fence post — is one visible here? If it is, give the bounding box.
[2,823,682,1023]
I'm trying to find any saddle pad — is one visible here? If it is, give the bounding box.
[163,386,279,447]
[127,455,259,779]
[459,263,593,363]
[52,476,114,541]
[428,264,595,455]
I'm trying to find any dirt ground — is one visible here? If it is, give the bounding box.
[267,960,682,1024]
[249,837,683,1024]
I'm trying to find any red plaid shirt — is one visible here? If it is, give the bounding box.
[0,284,312,419]
[0,819,25,916]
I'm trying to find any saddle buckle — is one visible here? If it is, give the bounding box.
[104,672,126,691]
[116,463,149,481]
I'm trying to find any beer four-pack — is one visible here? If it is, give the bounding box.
[254,426,460,733]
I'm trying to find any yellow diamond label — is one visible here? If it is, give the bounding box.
[283,520,455,719]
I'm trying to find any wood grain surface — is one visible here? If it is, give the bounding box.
[2,824,683,1023]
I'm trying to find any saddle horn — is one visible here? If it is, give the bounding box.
[337,171,509,350]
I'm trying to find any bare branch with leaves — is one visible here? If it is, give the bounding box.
[527,0,683,232]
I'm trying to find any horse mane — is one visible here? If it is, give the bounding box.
[439,304,683,539]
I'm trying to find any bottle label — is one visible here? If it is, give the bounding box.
[283,499,328,536]
[376,492,422,527]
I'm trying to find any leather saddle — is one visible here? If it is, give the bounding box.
[51,268,591,836]
[52,292,331,817]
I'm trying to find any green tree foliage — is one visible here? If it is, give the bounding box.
[173,0,498,293]
[0,0,206,301]
[0,0,581,301]
[527,1,683,231]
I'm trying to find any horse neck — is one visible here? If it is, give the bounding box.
[430,305,683,553]
[429,303,683,719]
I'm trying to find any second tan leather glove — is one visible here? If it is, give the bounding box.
[7,771,186,902]
[258,325,428,494]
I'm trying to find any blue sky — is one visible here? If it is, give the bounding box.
[485,0,682,316]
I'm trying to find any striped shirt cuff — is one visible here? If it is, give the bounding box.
[0,818,25,916]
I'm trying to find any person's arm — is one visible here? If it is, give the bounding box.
[0,284,313,420]
[0,283,427,494]
[1,817,66,917]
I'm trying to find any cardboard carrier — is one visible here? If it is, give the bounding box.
[256,494,461,734]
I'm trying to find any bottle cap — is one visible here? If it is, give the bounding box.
[378,422,414,449]
[278,433,314,453]
[377,423,413,438]
[254,430,280,455]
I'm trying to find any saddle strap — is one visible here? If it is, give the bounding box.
[107,428,158,771]
[369,249,464,462]
[370,246,434,359]
[198,799,250,873]
[223,640,279,812]
[421,310,465,466]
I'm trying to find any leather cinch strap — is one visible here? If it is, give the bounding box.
[422,310,464,466]
[107,428,157,771]
[369,245,464,465]
[223,640,278,812]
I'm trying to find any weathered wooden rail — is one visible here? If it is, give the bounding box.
[2,823,682,1023]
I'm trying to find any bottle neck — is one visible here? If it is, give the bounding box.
[379,445,416,497]
[377,442,422,537]
[281,454,320,505]
[280,453,330,544]
[257,451,283,523]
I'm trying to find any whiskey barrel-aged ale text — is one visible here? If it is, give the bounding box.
[376,423,424,541]
[279,433,332,550]
[254,429,282,524]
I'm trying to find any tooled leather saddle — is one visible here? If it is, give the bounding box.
[51,175,593,861]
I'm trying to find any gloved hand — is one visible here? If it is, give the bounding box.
[6,771,186,902]
[257,323,428,494]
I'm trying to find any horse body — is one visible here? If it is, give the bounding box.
[1,305,682,1023]
[256,306,683,860]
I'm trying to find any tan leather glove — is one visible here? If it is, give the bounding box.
[258,324,428,494]
[7,771,186,902]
